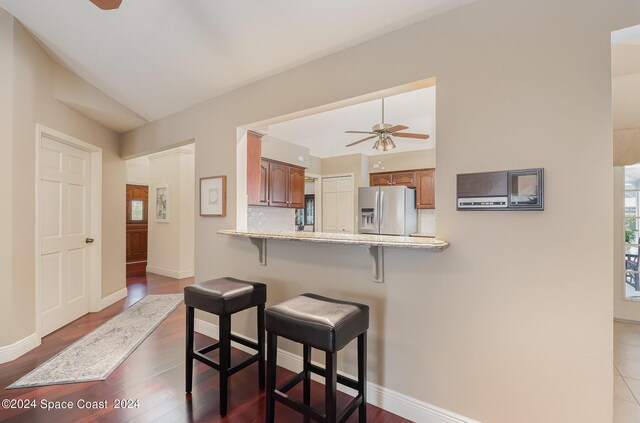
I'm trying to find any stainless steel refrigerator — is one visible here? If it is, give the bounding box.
[358,186,417,236]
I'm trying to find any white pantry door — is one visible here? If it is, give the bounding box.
[40,135,91,336]
[321,176,354,233]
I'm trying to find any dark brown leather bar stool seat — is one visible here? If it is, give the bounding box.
[265,293,369,423]
[184,277,266,417]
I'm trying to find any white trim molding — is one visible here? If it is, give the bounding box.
[99,287,128,311]
[0,333,40,364]
[146,266,194,279]
[194,318,480,423]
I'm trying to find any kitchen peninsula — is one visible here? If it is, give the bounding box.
[218,229,449,282]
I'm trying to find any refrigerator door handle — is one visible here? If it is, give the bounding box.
[379,190,384,232]
[374,190,379,232]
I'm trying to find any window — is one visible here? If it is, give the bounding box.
[305,195,315,226]
[131,200,144,222]
[625,165,640,299]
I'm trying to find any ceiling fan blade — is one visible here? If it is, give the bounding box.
[346,135,378,147]
[386,125,408,133]
[345,130,376,134]
[393,132,430,140]
[89,0,122,10]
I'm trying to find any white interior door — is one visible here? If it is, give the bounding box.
[322,178,337,232]
[336,177,354,233]
[40,135,91,336]
[321,176,354,233]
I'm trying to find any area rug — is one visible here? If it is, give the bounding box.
[7,294,183,389]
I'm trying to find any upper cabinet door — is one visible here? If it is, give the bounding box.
[269,161,289,207]
[391,171,416,188]
[416,169,435,209]
[288,166,305,208]
[371,173,392,186]
[258,159,269,206]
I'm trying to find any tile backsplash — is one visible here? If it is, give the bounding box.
[418,209,436,236]
[247,206,295,232]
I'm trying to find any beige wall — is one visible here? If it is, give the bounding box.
[368,149,435,173]
[126,156,150,185]
[0,10,14,346]
[261,135,309,167]
[308,155,323,175]
[147,147,194,278]
[3,16,126,345]
[120,1,640,421]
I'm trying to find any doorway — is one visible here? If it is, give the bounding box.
[125,144,195,283]
[126,184,148,278]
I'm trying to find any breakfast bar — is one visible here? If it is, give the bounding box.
[218,229,450,282]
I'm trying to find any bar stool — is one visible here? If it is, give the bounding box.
[184,277,266,416]
[265,293,369,423]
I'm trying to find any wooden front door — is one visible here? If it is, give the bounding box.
[126,185,148,264]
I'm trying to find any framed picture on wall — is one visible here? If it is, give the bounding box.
[200,175,226,217]
[155,184,169,222]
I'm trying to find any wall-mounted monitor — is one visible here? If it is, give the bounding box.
[457,168,544,211]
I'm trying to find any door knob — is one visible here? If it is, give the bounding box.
[85,238,94,244]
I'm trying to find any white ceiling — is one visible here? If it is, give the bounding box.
[266,87,435,158]
[0,0,473,124]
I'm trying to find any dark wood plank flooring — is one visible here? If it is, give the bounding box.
[0,273,409,422]
[126,261,147,278]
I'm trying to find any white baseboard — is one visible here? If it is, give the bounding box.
[194,318,479,423]
[0,333,41,364]
[146,265,194,279]
[98,287,128,311]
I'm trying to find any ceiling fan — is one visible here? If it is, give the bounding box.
[89,0,122,10]
[345,98,429,152]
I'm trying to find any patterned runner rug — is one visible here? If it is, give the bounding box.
[7,294,183,389]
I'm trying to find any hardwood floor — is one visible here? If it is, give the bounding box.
[0,273,409,422]
[126,261,147,278]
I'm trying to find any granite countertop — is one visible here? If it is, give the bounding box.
[218,229,449,250]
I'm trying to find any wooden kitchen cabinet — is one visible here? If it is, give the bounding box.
[246,131,305,208]
[370,170,416,187]
[288,166,305,208]
[391,171,416,187]
[268,161,289,207]
[416,169,435,209]
[249,156,305,208]
[370,173,392,186]
[258,159,269,206]
[370,168,435,208]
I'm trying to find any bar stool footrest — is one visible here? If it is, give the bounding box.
[197,342,220,355]
[308,363,359,391]
[193,344,261,376]
[273,369,363,423]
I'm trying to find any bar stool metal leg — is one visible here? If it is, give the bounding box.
[219,314,231,416]
[266,332,278,423]
[303,344,311,406]
[325,351,337,423]
[258,304,265,390]
[185,306,194,393]
[358,332,367,423]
